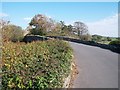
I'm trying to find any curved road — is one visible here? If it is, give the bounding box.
[69,42,118,88]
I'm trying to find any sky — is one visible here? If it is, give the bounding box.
[0,2,119,37]
[1,0,119,2]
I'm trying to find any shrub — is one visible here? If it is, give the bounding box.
[92,35,102,42]
[107,37,112,41]
[2,40,73,89]
[1,25,24,42]
[109,40,120,46]
[80,34,92,41]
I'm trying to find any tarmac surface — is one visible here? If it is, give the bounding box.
[69,42,118,88]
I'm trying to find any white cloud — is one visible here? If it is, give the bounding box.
[23,17,32,24]
[23,17,32,21]
[87,14,118,37]
[0,12,9,17]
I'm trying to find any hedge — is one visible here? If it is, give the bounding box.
[2,40,73,89]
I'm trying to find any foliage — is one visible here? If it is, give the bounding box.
[2,40,73,89]
[29,14,56,36]
[109,39,120,46]
[0,19,10,27]
[92,35,118,44]
[74,21,88,40]
[1,24,24,42]
[29,28,46,36]
[81,34,92,41]
[106,37,112,41]
[28,14,90,41]
[92,35,103,42]
[67,25,73,32]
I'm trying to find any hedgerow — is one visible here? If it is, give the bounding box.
[2,40,73,89]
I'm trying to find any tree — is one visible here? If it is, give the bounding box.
[59,21,65,33]
[60,21,65,29]
[92,35,102,42]
[67,24,73,32]
[1,24,24,42]
[29,14,54,35]
[81,34,92,41]
[0,19,10,29]
[74,21,88,40]
[0,19,11,43]
[107,37,111,41]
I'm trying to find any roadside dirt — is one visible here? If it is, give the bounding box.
[69,60,79,88]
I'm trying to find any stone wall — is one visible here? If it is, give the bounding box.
[23,35,49,43]
[47,36,120,54]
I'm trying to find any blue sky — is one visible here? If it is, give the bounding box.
[0,2,118,37]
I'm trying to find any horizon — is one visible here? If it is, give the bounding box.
[0,2,118,37]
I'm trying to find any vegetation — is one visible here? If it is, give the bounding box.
[27,14,91,40]
[74,21,89,40]
[1,23,24,42]
[1,13,118,89]
[29,14,50,35]
[2,40,73,89]
[92,34,118,44]
[92,35,103,42]
[109,39,120,46]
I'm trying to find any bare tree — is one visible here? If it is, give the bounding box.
[74,21,88,40]
[0,19,10,29]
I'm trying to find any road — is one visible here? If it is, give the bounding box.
[69,42,118,88]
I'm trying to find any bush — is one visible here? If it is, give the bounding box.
[109,40,120,46]
[80,34,92,41]
[2,40,73,89]
[1,25,24,42]
[92,35,102,42]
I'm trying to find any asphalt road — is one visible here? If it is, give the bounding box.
[69,42,118,88]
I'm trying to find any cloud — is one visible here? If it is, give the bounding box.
[87,14,118,37]
[23,17,32,21]
[23,17,32,24]
[0,12,9,17]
